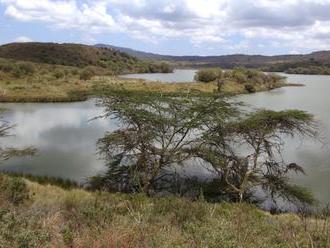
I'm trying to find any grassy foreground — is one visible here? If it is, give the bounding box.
[0,175,329,247]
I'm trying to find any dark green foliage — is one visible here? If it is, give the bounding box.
[285,66,330,75]
[92,92,235,193]
[0,62,15,73]
[198,109,317,204]
[91,92,318,208]
[263,175,316,206]
[53,69,65,79]
[0,175,29,205]
[1,172,80,190]
[0,42,174,75]
[147,62,173,73]
[80,67,96,80]
[195,68,220,82]
[233,109,315,135]
[61,225,74,246]
[195,67,284,93]
[264,58,330,75]
[17,62,36,74]
[228,67,284,85]
[11,62,36,78]
[245,84,256,93]
[0,208,50,247]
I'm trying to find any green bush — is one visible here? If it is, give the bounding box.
[0,175,29,205]
[61,225,74,246]
[0,211,50,247]
[80,68,96,81]
[195,69,219,82]
[11,62,36,78]
[18,62,36,75]
[245,84,256,93]
[0,63,14,73]
[231,68,248,84]
[53,70,65,79]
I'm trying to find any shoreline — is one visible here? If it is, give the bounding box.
[0,76,292,103]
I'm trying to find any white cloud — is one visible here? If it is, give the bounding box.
[1,0,116,33]
[14,36,33,42]
[2,0,330,53]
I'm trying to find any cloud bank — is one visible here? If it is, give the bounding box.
[2,0,330,53]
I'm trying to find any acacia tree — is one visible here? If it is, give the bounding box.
[197,109,318,205]
[0,110,36,162]
[90,91,235,194]
[91,90,318,206]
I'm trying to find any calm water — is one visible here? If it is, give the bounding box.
[121,69,197,82]
[1,71,330,204]
[0,100,118,182]
[238,74,330,204]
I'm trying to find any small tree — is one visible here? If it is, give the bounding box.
[0,110,36,205]
[197,109,318,205]
[91,92,234,194]
[0,110,36,162]
[80,67,95,81]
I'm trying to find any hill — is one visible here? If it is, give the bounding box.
[96,44,330,73]
[95,43,172,61]
[0,42,171,75]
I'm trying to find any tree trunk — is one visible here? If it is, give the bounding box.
[239,192,243,203]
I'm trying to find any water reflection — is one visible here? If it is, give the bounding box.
[121,69,197,83]
[0,100,117,182]
[237,74,330,204]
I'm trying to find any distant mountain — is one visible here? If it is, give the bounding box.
[95,44,172,60]
[95,44,330,71]
[2,42,330,74]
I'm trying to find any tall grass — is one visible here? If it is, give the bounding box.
[0,174,329,247]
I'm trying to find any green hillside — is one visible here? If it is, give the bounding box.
[0,42,172,74]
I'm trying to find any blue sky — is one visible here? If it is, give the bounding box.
[1,0,330,56]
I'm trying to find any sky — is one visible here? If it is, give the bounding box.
[1,0,330,56]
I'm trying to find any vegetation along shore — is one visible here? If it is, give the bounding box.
[0,43,292,103]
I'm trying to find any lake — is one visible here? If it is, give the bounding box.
[1,70,330,204]
[0,101,118,182]
[121,69,197,82]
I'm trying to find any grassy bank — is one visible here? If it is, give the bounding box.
[0,174,329,247]
[92,76,287,97]
[0,75,287,103]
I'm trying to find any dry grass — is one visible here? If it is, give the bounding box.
[0,70,287,102]
[92,76,286,97]
[0,175,329,247]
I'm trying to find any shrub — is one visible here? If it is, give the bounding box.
[231,68,248,84]
[11,62,36,78]
[0,63,14,73]
[80,68,95,81]
[71,68,79,75]
[61,225,74,246]
[0,211,50,247]
[18,62,36,75]
[53,70,65,79]
[195,69,219,82]
[245,84,256,93]
[0,175,29,205]
[158,62,173,73]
